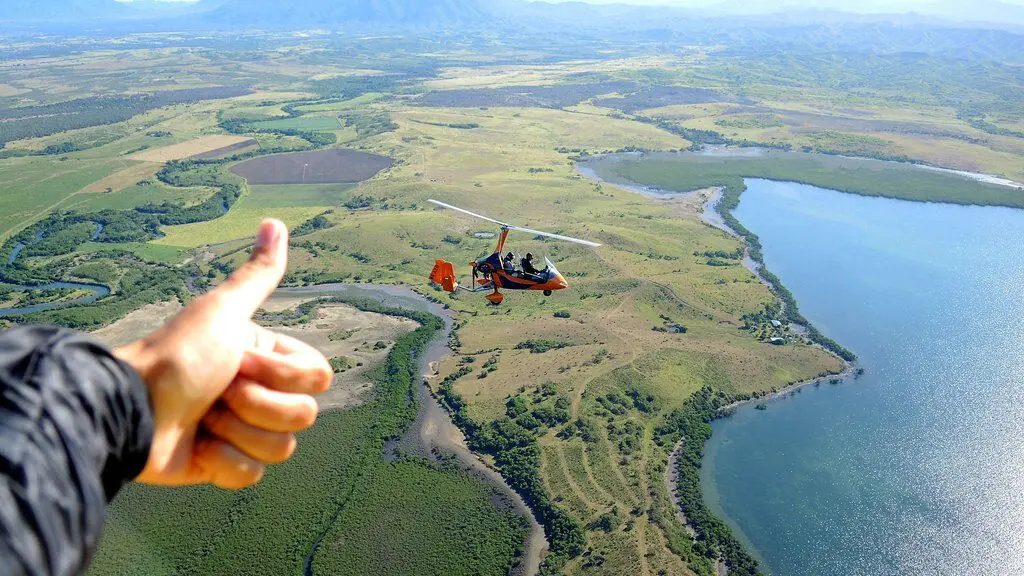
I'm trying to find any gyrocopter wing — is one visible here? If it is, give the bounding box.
[427,199,602,248]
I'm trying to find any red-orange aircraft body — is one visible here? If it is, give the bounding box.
[427,199,601,305]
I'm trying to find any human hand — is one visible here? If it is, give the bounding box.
[115,219,333,489]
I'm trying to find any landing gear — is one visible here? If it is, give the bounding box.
[486,289,505,306]
[543,290,553,296]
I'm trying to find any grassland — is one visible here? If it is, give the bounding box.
[128,135,254,162]
[1,36,1019,576]
[252,115,342,132]
[0,153,134,241]
[75,241,189,266]
[154,197,330,248]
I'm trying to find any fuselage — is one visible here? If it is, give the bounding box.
[474,252,568,292]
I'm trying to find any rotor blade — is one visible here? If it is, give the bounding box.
[427,199,508,227]
[428,199,602,248]
[508,225,602,248]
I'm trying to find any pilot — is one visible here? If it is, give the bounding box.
[503,252,518,274]
[521,253,545,276]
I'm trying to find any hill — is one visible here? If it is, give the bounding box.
[203,0,492,27]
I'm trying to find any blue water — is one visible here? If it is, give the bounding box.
[0,282,111,317]
[703,179,1024,575]
[5,243,24,266]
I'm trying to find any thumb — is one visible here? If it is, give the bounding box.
[214,219,288,318]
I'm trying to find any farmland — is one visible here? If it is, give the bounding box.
[252,115,343,132]
[593,86,743,113]
[415,82,638,109]
[0,87,251,148]
[129,135,256,162]
[192,139,260,160]
[0,29,1019,576]
[229,148,393,185]
[247,183,359,208]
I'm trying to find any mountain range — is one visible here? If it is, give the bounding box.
[2,0,1023,32]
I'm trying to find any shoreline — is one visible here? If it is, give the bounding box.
[578,149,1024,212]
[578,155,859,391]
[579,157,859,576]
[577,161,824,338]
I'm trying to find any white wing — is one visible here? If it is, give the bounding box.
[427,199,601,248]
[507,225,602,248]
[427,199,507,227]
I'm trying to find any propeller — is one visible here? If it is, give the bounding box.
[427,199,602,248]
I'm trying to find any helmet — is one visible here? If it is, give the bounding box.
[525,253,534,260]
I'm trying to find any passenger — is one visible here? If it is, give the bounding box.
[521,253,545,277]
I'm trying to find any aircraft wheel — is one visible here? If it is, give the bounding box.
[544,290,553,296]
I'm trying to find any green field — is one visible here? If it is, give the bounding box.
[296,93,384,112]
[252,115,343,132]
[75,242,189,266]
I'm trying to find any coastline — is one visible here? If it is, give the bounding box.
[577,158,851,355]
[579,156,858,576]
[578,154,859,384]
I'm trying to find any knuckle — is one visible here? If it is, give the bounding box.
[276,363,301,385]
[290,398,318,430]
[226,264,257,287]
[237,380,262,403]
[244,464,265,487]
[265,435,297,464]
[313,363,334,393]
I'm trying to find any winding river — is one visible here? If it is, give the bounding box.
[0,281,111,317]
[1,223,110,317]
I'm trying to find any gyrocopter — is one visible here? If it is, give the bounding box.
[427,199,601,305]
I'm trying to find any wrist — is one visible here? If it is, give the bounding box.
[114,339,166,484]
[114,339,160,387]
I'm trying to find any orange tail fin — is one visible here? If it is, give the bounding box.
[429,260,459,293]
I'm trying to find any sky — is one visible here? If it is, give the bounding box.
[121,0,1024,6]
[118,0,1024,11]
[533,0,1024,6]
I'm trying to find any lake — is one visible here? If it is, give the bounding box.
[705,179,1024,575]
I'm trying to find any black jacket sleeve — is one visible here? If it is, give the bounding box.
[0,327,153,576]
